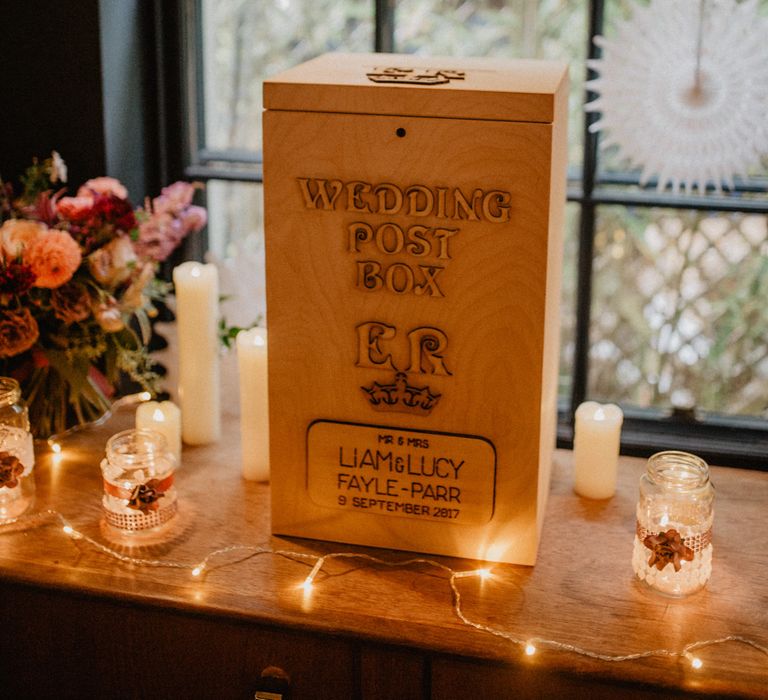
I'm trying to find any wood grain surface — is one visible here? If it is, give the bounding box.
[0,392,766,697]
[263,52,567,122]
[264,53,568,565]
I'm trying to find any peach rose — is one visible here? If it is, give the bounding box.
[88,236,137,288]
[25,230,82,288]
[77,177,128,200]
[57,196,94,222]
[0,219,47,261]
[121,261,155,311]
[93,297,124,332]
[0,308,39,358]
[51,282,91,324]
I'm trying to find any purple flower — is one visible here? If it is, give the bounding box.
[133,213,183,262]
[179,205,207,236]
[152,182,196,216]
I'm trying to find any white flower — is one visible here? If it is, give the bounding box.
[50,151,68,184]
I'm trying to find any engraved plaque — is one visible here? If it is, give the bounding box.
[307,421,496,525]
[264,53,568,564]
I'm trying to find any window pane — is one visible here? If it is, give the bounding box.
[559,202,581,401]
[588,206,768,417]
[596,0,768,185]
[205,178,264,260]
[394,0,587,167]
[201,0,374,153]
[205,180,266,326]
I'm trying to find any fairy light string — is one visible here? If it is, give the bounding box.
[45,391,151,454]
[1,510,767,672]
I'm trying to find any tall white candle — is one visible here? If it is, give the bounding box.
[172,261,220,445]
[237,327,270,481]
[573,401,624,499]
[135,400,182,463]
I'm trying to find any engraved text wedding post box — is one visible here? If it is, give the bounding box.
[263,53,568,564]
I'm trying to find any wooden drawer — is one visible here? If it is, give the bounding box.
[0,583,355,699]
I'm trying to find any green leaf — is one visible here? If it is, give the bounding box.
[218,314,263,349]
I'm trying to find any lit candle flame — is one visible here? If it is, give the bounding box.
[594,407,606,421]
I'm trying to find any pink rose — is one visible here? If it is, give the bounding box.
[88,236,137,288]
[77,176,128,200]
[26,230,82,288]
[0,219,47,261]
[57,196,94,222]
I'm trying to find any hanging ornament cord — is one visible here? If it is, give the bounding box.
[1,509,767,671]
[585,0,768,194]
[694,0,705,92]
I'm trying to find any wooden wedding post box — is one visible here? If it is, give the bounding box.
[263,53,568,565]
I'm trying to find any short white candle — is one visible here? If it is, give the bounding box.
[172,261,221,445]
[135,401,182,463]
[573,401,624,499]
[237,327,270,481]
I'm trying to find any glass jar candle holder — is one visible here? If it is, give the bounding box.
[100,429,178,538]
[0,377,35,521]
[632,451,714,597]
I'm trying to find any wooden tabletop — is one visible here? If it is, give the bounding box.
[1,399,766,697]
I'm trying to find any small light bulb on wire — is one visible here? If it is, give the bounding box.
[525,642,537,656]
[454,567,492,580]
[300,557,325,592]
[191,565,204,578]
[50,441,62,454]
[61,524,80,540]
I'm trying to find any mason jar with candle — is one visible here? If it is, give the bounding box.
[100,429,178,538]
[632,451,714,597]
[0,377,35,521]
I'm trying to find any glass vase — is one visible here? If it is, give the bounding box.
[100,429,178,539]
[632,451,714,597]
[0,377,35,521]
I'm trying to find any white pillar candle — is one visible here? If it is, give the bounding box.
[237,327,270,481]
[135,400,182,463]
[573,401,624,499]
[172,261,221,445]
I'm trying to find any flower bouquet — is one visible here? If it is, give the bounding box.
[0,152,206,438]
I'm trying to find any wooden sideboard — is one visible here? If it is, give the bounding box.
[0,402,766,699]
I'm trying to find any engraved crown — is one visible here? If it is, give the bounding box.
[361,372,441,416]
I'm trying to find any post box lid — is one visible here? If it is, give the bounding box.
[264,52,568,124]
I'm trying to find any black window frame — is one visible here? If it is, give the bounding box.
[172,0,768,470]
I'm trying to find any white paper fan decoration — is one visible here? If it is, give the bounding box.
[585,0,768,194]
